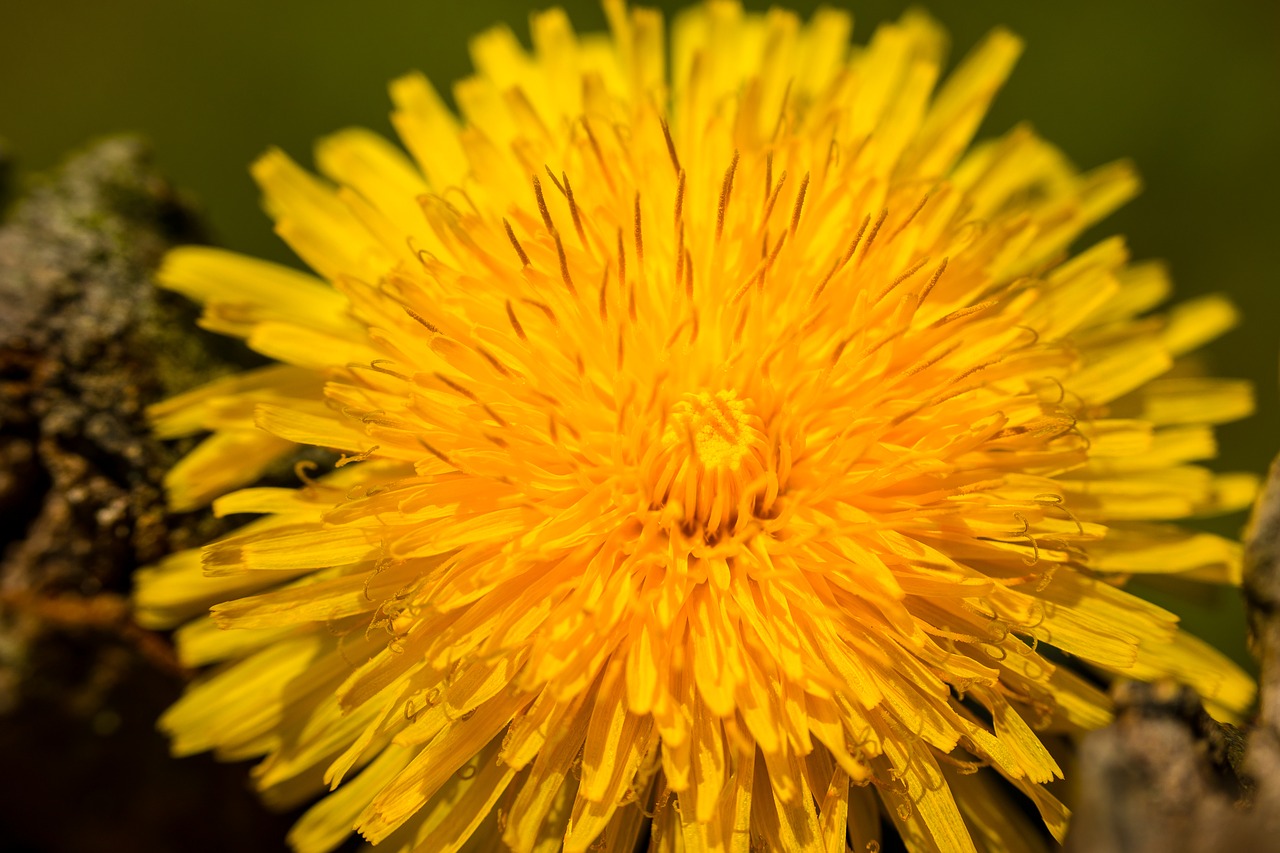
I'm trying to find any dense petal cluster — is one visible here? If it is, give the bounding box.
[136,3,1257,851]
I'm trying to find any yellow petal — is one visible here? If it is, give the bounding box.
[157,246,355,338]
[358,690,531,842]
[163,429,294,511]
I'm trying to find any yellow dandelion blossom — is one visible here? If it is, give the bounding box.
[135,3,1258,851]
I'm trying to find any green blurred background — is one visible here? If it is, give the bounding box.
[2,1,1277,658]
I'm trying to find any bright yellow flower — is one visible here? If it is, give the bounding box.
[135,2,1258,851]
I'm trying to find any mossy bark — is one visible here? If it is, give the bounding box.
[0,138,293,853]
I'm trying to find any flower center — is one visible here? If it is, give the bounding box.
[647,390,772,537]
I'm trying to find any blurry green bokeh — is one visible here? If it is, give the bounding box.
[2,0,1277,666]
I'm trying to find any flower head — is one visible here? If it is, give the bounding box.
[136,3,1257,851]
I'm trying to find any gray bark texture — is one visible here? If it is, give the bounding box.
[0,138,293,852]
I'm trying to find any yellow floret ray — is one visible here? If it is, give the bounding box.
[136,2,1258,852]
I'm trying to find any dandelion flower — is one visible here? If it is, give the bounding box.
[135,2,1258,851]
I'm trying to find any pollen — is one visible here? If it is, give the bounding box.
[672,391,758,471]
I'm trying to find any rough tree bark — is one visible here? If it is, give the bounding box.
[0,138,294,853]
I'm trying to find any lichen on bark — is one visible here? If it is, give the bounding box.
[0,137,291,852]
